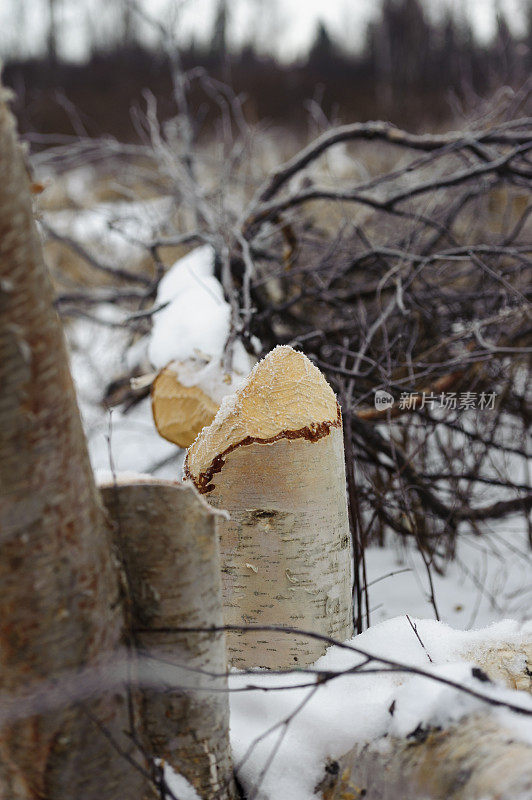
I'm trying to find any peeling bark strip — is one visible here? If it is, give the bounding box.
[185,346,354,669]
[317,714,532,800]
[0,86,149,798]
[99,478,235,800]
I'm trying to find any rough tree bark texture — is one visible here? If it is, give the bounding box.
[99,477,235,800]
[317,713,532,800]
[0,86,150,799]
[185,345,353,669]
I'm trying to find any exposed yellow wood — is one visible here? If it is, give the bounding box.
[186,344,340,491]
[151,364,219,448]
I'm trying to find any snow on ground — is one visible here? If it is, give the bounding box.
[163,766,202,800]
[229,616,532,800]
[68,245,255,478]
[67,304,180,480]
[365,521,532,629]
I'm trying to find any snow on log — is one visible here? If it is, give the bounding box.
[99,477,235,800]
[318,636,532,800]
[185,345,354,669]
[0,85,150,798]
[317,713,532,800]
[148,245,256,448]
[229,617,532,800]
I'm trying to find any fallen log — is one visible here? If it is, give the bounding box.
[317,634,532,800]
[317,712,532,800]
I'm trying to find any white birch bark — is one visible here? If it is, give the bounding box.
[185,345,353,669]
[317,638,532,800]
[316,713,532,800]
[99,477,235,800]
[0,84,150,799]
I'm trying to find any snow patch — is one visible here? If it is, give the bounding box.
[162,765,202,800]
[229,616,532,800]
[95,469,164,485]
[43,196,174,264]
[148,245,230,368]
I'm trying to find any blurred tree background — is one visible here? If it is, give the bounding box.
[1,0,531,141]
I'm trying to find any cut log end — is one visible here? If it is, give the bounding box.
[98,475,224,522]
[185,345,341,493]
[151,365,219,449]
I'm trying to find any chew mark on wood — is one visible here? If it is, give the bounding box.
[151,363,219,448]
[185,345,341,492]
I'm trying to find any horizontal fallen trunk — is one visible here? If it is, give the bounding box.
[318,638,532,800]
[317,713,532,800]
[185,345,353,670]
[100,477,235,800]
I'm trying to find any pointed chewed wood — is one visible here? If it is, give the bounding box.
[185,346,354,669]
[186,345,341,491]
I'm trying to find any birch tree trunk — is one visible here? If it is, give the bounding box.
[99,477,235,800]
[317,639,532,800]
[185,345,353,669]
[0,85,150,800]
[316,713,532,800]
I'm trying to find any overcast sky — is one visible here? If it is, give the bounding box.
[0,0,529,62]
